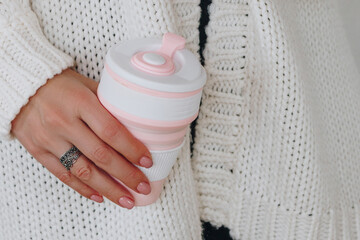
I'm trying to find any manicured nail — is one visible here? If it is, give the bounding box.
[137,182,151,195]
[139,156,153,168]
[90,194,103,203]
[119,196,135,209]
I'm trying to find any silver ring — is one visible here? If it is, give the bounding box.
[60,145,82,171]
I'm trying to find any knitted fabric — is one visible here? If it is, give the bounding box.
[193,0,360,239]
[0,1,74,140]
[1,0,360,239]
[0,1,202,239]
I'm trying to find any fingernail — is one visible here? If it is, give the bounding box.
[139,156,153,168]
[137,182,151,195]
[90,194,103,203]
[119,196,135,209]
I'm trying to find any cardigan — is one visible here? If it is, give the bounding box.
[1,0,359,239]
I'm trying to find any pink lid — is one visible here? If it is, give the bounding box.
[131,33,186,75]
[104,32,206,93]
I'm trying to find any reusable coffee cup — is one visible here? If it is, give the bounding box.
[97,32,206,206]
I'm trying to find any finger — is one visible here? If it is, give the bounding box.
[78,94,153,168]
[35,151,104,203]
[67,69,99,94]
[62,119,151,195]
[52,141,136,209]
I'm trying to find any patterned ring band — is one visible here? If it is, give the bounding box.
[59,145,82,171]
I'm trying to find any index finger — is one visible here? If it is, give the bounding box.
[78,94,153,168]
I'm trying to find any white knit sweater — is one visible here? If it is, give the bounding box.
[0,0,359,239]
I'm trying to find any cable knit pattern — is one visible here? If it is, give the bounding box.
[192,0,360,239]
[1,0,360,239]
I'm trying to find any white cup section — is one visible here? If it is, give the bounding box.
[99,68,202,121]
[136,139,185,182]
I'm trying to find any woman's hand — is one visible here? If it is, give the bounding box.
[11,68,153,209]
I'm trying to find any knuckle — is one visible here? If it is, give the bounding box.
[72,89,94,116]
[32,131,50,146]
[103,123,120,139]
[123,168,142,183]
[92,145,110,164]
[42,109,67,128]
[58,171,72,184]
[74,164,93,181]
[76,89,93,108]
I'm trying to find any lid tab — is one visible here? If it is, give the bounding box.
[158,33,186,58]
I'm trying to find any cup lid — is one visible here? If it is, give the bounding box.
[104,33,206,93]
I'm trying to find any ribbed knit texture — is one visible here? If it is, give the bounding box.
[0,1,74,140]
[0,0,360,239]
[192,0,360,239]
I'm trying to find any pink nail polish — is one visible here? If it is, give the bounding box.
[137,182,151,195]
[90,194,103,203]
[139,156,153,168]
[119,197,135,209]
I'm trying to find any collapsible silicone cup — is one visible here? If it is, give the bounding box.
[97,33,206,206]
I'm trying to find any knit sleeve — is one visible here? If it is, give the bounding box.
[0,1,75,141]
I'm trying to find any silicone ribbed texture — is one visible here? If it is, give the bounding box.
[137,139,185,182]
[99,68,202,121]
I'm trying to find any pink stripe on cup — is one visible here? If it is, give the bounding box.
[124,124,186,151]
[105,64,203,98]
[98,93,197,151]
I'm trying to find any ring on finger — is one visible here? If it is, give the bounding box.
[59,145,82,170]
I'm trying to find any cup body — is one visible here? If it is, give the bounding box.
[97,33,206,206]
[97,65,202,205]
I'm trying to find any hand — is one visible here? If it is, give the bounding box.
[11,68,153,209]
